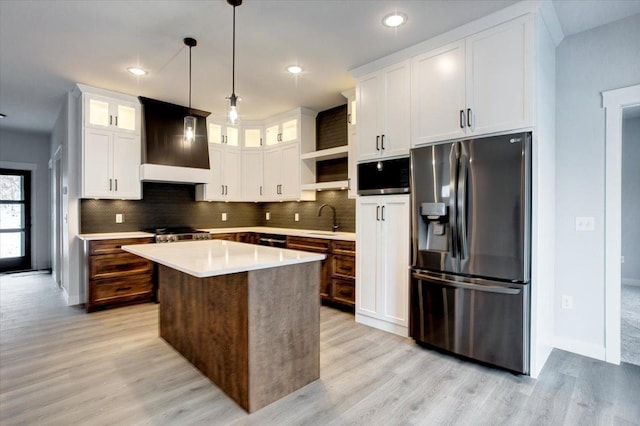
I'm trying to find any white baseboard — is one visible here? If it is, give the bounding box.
[622,278,640,287]
[62,286,81,306]
[355,313,408,337]
[552,336,606,361]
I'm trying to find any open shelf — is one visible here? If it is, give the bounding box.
[300,180,350,191]
[300,145,348,161]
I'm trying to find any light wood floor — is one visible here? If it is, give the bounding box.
[1,272,639,426]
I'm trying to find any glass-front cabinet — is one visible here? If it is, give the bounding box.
[84,94,139,133]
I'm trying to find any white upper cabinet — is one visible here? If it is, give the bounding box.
[412,41,467,145]
[241,150,264,200]
[265,116,299,146]
[242,125,264,149]
[465,15,532,136]
[195,144,241,201]
[84,93,139,134]
[77,85,141,199]
[208,121,239,147]
[412,15,532,146]
[356,60,410,162]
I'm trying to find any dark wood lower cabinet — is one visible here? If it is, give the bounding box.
[85,237,154,312]
[286,236,356,310]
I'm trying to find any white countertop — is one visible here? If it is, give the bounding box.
[122,239,326,278]
[199,227,356,241]
[78,232,155,241]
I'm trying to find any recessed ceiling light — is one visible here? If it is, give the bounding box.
[382,12,407,28]
[287,65,303,74]
[127,67,147,76]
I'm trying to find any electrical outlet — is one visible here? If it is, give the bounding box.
[575,216,595,231]
[221,212,227,221]
[115,214,124,223]
[561,295,573,310]
[295,213,299,222]
[266,212,271,220]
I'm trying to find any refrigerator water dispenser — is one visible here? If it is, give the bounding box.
[419,202,448,252]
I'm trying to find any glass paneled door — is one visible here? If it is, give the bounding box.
[0,169,31,272]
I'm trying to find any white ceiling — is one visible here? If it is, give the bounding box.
[1,0,639,134]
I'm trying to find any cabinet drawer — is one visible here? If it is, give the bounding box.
[90,253,152,280]
[89,237,154,255]
[286,236,330,253]
[331,240,355,256]
[91,275,153,305]
[332,255,355,279]
[332,278,355,307]
[210,233,238,241]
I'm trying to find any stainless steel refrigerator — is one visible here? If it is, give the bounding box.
[409,132,531,374]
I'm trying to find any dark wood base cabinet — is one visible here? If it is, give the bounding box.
[85,237,154,312]
[286,237,355,310]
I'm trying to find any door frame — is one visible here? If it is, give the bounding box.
[602,84,640,364]
[0,161,38,271]
[51,146,63,287]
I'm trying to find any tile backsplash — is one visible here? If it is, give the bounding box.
[80,183,355,233]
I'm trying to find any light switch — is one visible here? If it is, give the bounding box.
[222,213,227,221]
[295,213,299,222]
[575,216,595,231]
[115,214,124,223]
[266,212,271,220]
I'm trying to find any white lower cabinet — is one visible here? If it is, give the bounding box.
[356,194,410,336]
[196,145,241,201]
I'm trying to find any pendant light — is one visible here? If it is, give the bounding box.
[227,0,242,125]
[184,37,197,143]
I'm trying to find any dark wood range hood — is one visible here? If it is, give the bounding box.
[138,96,212,183]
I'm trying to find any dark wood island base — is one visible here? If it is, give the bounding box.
[158,261,320,413]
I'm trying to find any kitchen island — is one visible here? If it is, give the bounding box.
[122,239,325,413]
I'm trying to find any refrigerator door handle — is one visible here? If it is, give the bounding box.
[412,271,522,295]
[457,154,469,260]
[449,144,459,259]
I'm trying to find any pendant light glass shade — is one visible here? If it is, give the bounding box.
[184,115,196,143]
[227,94,239,125]
[184,37,197,143]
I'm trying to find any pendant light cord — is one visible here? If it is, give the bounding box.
[232,4,236,97]
[188,44,192,115]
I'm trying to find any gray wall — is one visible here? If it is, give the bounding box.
[555,14,640,349]
[622,116,640,283]
[0,128,51,270]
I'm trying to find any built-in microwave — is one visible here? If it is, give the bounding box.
[357,157,410,196]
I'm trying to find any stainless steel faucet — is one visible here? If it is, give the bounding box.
[317,203,339,232]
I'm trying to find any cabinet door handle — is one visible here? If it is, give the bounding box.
[109,115,113,126]
[226,185,228,195]
[115,116,118,127]
[376,206,380,221]
[376,135,380,151]
[381,134,385,150]
[381,205,385,221]
[460,110,465,128]
[260,186,263,196]
[116,286,133,292]
[109,179,113,191]
[467,108,472,128]
[260,137,263,146]
[114,179,118,191]
[222,185,225,195]
[347,113,352,124]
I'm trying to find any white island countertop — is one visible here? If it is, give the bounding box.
[122,239,326,278]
